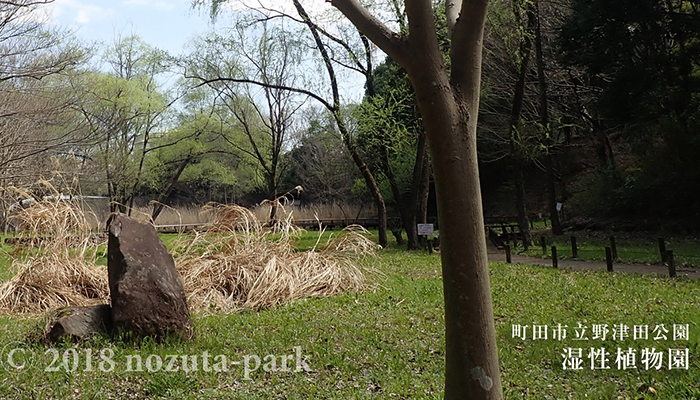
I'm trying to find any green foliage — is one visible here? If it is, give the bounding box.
[139,84,259,203]
[183,20,309,203]
[0,239,13,282]
[356,57,422,206]
[568,168,635,218]
[561,0,700,124]
[569,115,700,222]
[73,35,173,205]
[556,0,700,224]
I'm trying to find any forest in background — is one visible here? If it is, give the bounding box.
[2,0,700,242]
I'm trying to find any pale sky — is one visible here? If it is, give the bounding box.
[43,0,215,56]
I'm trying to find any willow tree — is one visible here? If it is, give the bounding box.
[331,0,502,398]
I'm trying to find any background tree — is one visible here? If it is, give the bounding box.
[144,86,244,220]
[281,107,360,206]
[186,22,307,224]
[72,35,172,212]
[191,1,392,247]
[0,0,87,183]
[357,56,431,249]
[560,0,700,224]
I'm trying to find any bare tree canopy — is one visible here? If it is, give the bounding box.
[0,0,88,182]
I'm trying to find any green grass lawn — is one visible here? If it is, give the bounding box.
[0,231,699,398]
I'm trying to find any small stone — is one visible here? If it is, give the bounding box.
[43,304,112,343]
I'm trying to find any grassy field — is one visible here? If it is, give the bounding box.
[0,231,699,398]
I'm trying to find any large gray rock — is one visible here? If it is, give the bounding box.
[107,214,193,340]
[43,305,112,343]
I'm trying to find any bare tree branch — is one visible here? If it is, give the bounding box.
[328,0,408,65]
[190,75,336,111]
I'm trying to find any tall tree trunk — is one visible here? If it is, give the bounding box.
[405,2,501,397]
[595,125,616,169]
[545,153,562,233]
[411,80,502,400]
[533,0,562,235]
[332,1,504,396]
[509,0,536,249]
[366,45,407,247]
[377,129,430,249]
[513,169,530,249]
[292,0,388,248]
[378,138,408,245]
[416,155,430,226]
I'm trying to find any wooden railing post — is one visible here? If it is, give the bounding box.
[605,246,614,272]
[667,250,676,278]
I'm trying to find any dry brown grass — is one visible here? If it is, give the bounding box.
[174,204,378,312]
[0,196,377,314]
[0,182,108,313]
[0,254,108,313]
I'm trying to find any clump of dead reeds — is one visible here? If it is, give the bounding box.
[0,254,108,313]
[175,204,378,312]
[205,203,262,233]
[6,183,97,253]
[0,181,108,313]
[0,191,378,314]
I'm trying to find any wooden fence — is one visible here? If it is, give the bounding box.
[503,233,698,278]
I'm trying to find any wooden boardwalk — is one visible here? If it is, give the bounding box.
[153,217,403,232]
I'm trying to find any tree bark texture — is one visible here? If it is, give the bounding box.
[332,0,503,398]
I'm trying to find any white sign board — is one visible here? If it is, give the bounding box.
[417,223,434,236]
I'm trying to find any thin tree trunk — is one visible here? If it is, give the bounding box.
[595,125,616,169]
[416,156,430,225]
[514,169,530,249]
[545,153,562,233]
[349,147,388,247]
[319,1,503,396]
[127,122,152,216]
[268,173,278,227]
[269,193,278,226]
[406,132,430,249]
[403,8,502,398]
[378,138,409,245]
[151,155,192,221]
[414,91,502,400]
[533,0,562,235]
[509,0,536,249]
[292,0,388,248]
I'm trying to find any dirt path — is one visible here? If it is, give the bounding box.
[487,247,699,280]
